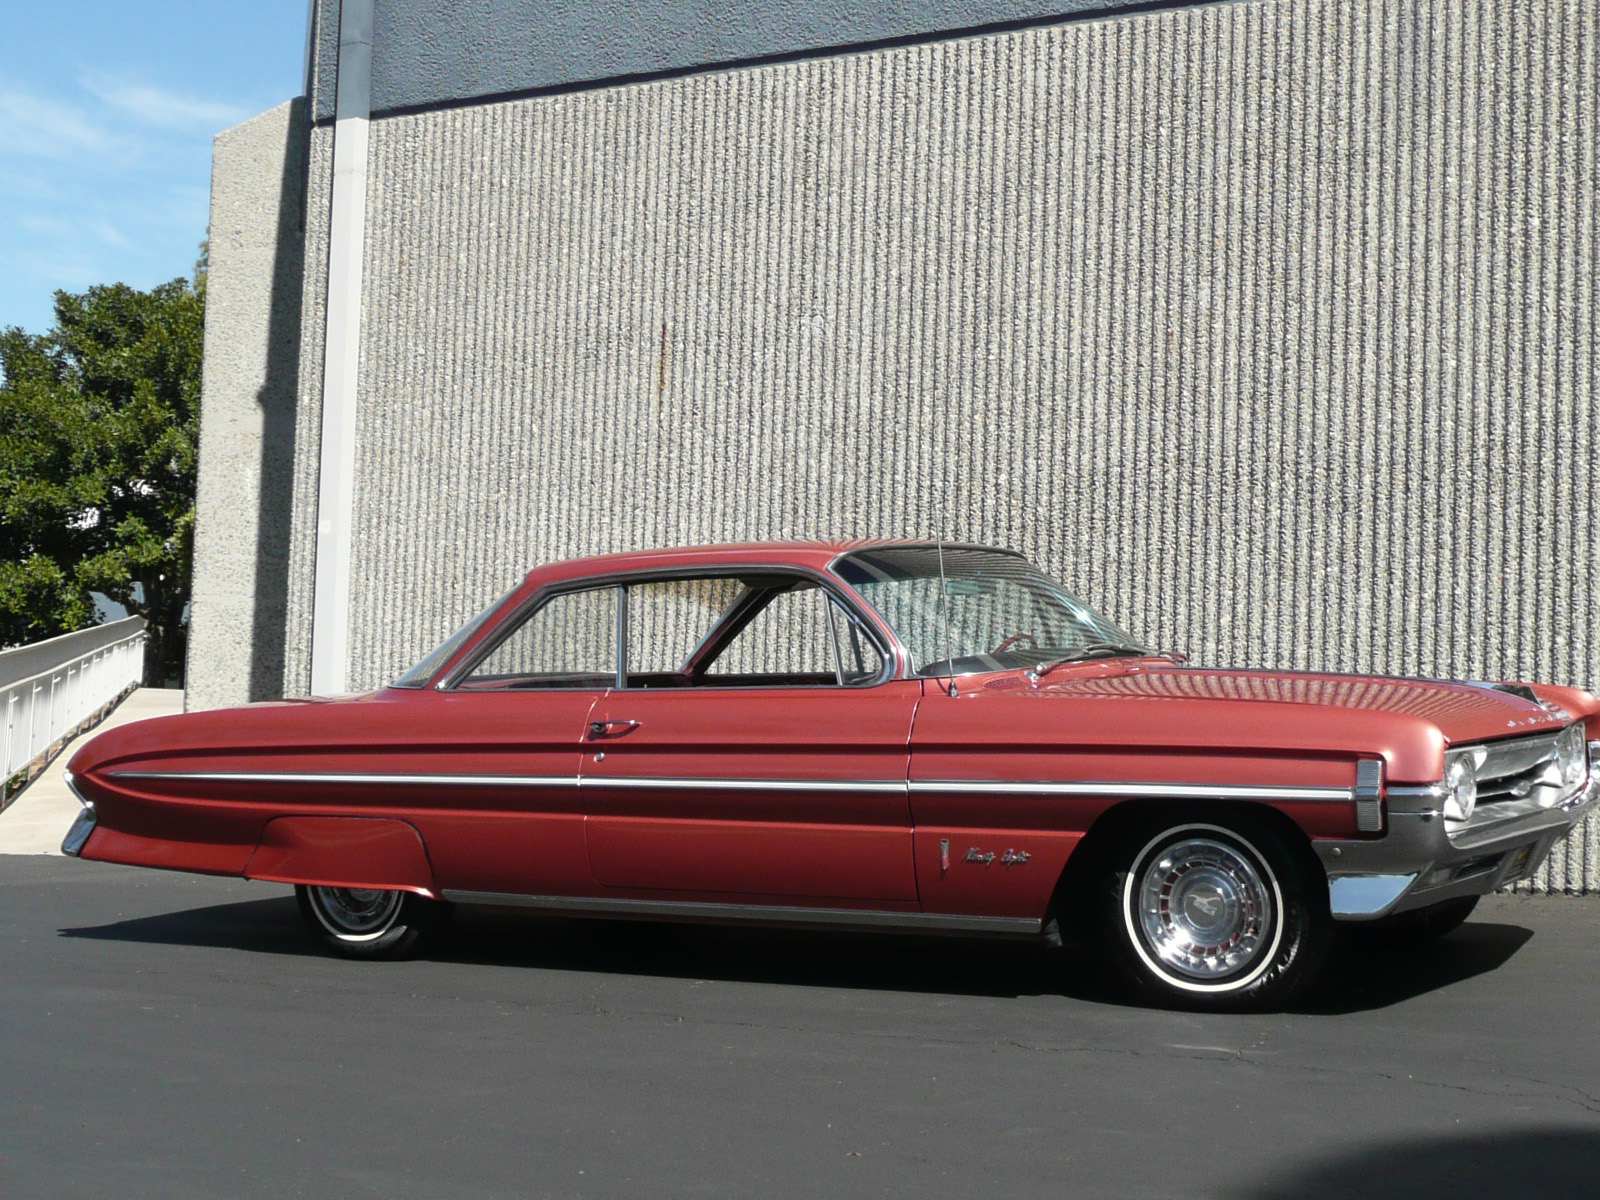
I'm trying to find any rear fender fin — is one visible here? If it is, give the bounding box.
[245,816,437,897]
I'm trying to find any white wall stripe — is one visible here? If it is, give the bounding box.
[309,0,374,696]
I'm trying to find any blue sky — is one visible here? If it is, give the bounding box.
[1,1,310,337]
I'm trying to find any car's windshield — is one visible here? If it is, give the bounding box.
[391,586,517,687]
[834,546,1146,677]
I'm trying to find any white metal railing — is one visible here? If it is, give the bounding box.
[1,617,147,802]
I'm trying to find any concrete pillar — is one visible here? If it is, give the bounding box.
[186,100,308,712]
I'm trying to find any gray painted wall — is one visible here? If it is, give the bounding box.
[270,0,1598,888]
[309,0,340,122]
[187,101,308,712]
[309,0,1234,120]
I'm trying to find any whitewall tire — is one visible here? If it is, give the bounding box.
[1103,819,1328,1010]
[295,884,451,960]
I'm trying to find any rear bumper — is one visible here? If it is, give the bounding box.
[60,770,97,857]
[1315,748,1600,920]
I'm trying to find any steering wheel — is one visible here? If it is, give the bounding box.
[991,632,1038,655]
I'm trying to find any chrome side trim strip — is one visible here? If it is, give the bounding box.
[588,776,906,794]
[909,780,1355,802]
[107,771,581,788]
[440,890,1043,935]
[1388,784,1448,800]
[104,770,1355,802]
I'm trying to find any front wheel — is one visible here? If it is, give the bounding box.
[295,884,452,960]
[1103,819,1328,1011]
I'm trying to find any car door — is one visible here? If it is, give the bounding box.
[413,585,616,898]
[582,576,920,903]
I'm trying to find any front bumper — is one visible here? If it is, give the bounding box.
[1315,747,1600,919]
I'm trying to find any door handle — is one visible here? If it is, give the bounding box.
[588,719,641,740]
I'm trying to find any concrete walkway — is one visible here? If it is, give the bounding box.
[0,688,184,855]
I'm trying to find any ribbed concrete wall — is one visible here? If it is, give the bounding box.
[283,124,335,699]
[284,0,1599,888]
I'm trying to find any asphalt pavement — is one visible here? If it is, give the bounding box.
[2,855,1598,1199]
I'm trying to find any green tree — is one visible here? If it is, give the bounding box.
[0,277,203,683]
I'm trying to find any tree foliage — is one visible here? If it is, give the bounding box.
[0,278,203,682]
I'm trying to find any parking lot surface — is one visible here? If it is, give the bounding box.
[2,855,1597,1199]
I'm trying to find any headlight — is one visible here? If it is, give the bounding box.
[1553,724,1588,794]
[1442,747,1483,822]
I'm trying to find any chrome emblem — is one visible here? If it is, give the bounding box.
[964,847,1031,866]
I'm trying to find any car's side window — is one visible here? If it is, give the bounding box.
[625,577,745,683]
[824,597,888,684]
[703,586,885,687]
[458,586,618,689]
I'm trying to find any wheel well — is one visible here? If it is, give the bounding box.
[1047,800,1329,936]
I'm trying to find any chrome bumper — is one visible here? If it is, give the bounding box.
[1316,749,1600,920]
[60,770,97,857]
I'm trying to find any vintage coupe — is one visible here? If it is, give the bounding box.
[64,541,1599,1008]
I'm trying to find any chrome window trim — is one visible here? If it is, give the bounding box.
[440,565,897,692]
[616,580,629,691]
[391,583,521,689]
[438,581,623,693]
[678,578,773,676]
[827,543,1143,681]
[439,890,1042,936]
[825,542,1028,575]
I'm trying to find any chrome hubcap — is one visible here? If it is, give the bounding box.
[312,886,402,939]
[1135,837,1273,981]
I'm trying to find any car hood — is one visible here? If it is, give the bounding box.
[972,664,1588,774]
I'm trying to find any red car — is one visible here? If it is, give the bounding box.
[63,541,1599,1009]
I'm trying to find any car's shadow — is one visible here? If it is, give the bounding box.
[1291,920,1534,1014]
[61,896,1535,1012]
[1229,1128,1600,1200]
[60,895,328,958]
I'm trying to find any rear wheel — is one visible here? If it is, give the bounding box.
[295,884,452,959]
[1103,819,1329,1010]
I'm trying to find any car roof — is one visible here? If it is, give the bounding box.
[523,539,1023,586]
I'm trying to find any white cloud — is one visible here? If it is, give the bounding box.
[81,74,247,131]
[15,249,101,292]
[0,85,109,158]
[86,219,133,249]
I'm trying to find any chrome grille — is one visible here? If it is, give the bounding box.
[1440,728,1593,847]
[1475,732,1561,808]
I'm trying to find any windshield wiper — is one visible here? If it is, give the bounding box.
[1032,643,1181,677]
